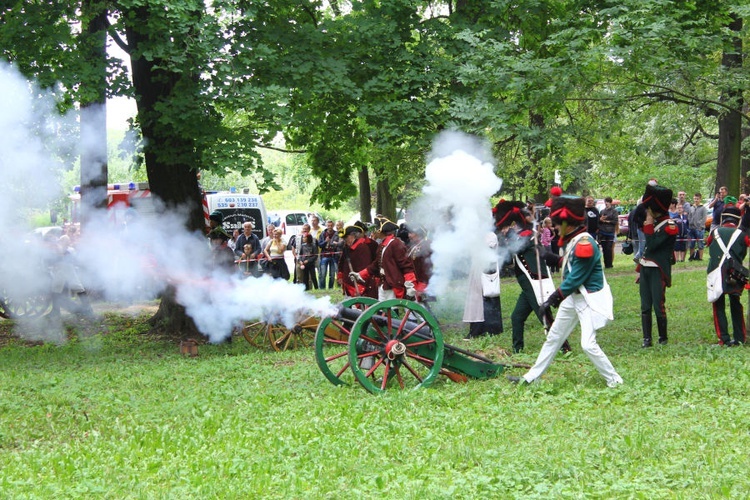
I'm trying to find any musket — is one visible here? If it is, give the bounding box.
[344,246,361,297]
[533,227,549,333]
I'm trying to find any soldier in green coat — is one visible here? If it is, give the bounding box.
[493,199,571,354]
[706,206,750,346]
[638,183,678,348]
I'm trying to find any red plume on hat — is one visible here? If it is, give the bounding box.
[549,195,586,225]
[544,186,563,208]
[493,200,527,229]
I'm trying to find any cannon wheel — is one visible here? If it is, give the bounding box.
[242,315,319,351]
[241,321,273,349]
[0,290,52,319]
[314,297,379,386]
[269,315,319,351]
[348,299,444,394]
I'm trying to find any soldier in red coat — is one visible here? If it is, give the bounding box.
[337,222,378,298]
[352,217,418,301]
[407,225,432,293]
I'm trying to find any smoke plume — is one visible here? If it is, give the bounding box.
[0,63,336,343]
[409,131,504,296]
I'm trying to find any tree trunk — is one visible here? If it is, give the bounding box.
[716,15,743,194]
[358,165,372,223]
[78,2,108,227]
[376,177,397,221]
[742,103,750,195]
[124,5,206,337]
[528,110,548,202]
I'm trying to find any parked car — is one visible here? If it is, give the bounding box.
[618,213,629,237]
[267,210,322,237]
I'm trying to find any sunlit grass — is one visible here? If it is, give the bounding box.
[1,250,749,498]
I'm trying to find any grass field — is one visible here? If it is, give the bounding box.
[2,250,750,498]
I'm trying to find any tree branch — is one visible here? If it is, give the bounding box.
[105,18,130,54]
[258,144,306,154]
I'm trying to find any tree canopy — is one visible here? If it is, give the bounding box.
[2,0,750,211]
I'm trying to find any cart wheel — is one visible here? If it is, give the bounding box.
[315,297,378,386]
[0,291,52,319]
[348,299,444,394]
[269,315,318,352]
[242,321,272,348]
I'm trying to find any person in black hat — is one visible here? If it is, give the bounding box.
[706,206,750,346]
[208,210,224,231]
[337,222,378,298]
[508,195,622,388]
[208,226,236,273]
[406,224,432,289]
[494,199,571,353]
[351,217,418,300]
[638,183,678,347]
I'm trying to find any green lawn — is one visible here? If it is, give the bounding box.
[2,250,749,498]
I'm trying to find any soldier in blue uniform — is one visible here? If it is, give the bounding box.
[638,183,678,347]
[507,195,622,388]
[706,206,750,346]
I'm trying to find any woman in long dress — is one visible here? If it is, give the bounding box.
[463,232,503,339]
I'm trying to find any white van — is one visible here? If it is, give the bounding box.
[205,192,267,240]
[267,210,322,237]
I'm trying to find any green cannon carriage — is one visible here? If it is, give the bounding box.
[313,297,505,394]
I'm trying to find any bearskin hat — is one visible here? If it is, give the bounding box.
[492,200,527,230]
[641,183,673,214]
[549,195,586,225]
[721,205,742,224]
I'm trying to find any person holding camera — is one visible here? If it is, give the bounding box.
[706,206,750,346]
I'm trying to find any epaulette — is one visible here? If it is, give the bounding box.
[664,220,679,236]
[574,238,595,258]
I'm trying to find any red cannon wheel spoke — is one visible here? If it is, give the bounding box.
[400,320,429,342]
[363,354,386,378]
[346,298,444,394]
[315,297,380,387]
[401,359,425,383]
[404,338,437,348]
[335,362,352,378]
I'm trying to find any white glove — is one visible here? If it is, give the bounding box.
[349,271,365,283]
[404,281,416,298]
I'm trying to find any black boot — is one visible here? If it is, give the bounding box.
[76,291,95,318]
[657,317,668,345]
[641,312,653,348]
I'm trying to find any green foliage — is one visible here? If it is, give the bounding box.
[2,0,750,213]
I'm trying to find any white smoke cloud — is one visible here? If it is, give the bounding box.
[409,130,503,296]
[0,62,336,343]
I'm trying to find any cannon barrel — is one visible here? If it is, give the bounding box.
[335,304,434,339]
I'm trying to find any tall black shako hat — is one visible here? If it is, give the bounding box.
[721,205,742,224]
[549,195,586,226]
[642,183,673,214]
[492,200,527,230]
